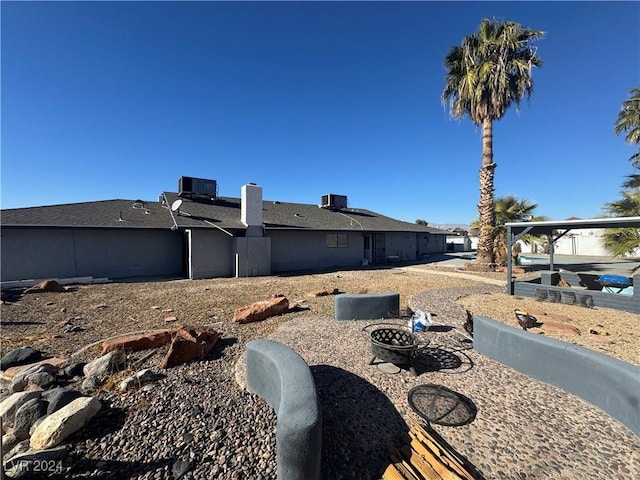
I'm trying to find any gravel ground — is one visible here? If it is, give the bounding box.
[1,268,638,479]
[267,285,640,480]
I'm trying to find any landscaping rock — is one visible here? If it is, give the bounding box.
[541,321,581,336]
[161,326,219,368]
[13,398,47,440]
[29,416,46,436]
[83,350,127,377]
[2,431,18,455]
[63,362,86,378]
[23,371,57,392]
[233,296,289,324]
[118,369,159,391]
[0,347,43,371]
[1,357,68,382]
[308,288,340,298]
[3,446,67,478]
[172,459,193,479]
[10,364,59,393]
[30,396,101,450]
[24,279,66,294]
[3,439,30,463]
[43,387,83,415]
[0,391,41,430]
[80,375,105,393]
[100,329,176,355]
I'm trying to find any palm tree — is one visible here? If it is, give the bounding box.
[602,190,640,257]
[622,165,640,189]
[615,86,640,167]
[442,19,544,267]
[604,87,640,257]
[470,195,542,265]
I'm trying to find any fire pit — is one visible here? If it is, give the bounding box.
[367,327,428,376]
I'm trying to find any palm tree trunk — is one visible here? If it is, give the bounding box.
[476,117,497,266]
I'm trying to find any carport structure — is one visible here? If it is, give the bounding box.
[505,216,640,313]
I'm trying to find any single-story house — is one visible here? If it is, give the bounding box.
[1,178,449,283]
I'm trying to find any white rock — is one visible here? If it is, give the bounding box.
[0,391,41,430]
[30,396,101,450]
[118,376,136,392]
[83,350,126,377]
[118,368,158,392]
[2,431,18,455]
[3,438,30,462]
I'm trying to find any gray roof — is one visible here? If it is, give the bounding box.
[1,199,173,229]
[163,192,447,234]
[2,194,449,235]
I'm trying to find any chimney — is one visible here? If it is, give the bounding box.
[241,183,263,236]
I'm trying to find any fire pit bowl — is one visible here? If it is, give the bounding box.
[368,327,427,376]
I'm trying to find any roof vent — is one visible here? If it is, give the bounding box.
[179,176,218,200]
[320,194,348,210]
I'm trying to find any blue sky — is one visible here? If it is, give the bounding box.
[2,1,639,225]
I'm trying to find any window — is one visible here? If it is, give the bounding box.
[326,233,348,248]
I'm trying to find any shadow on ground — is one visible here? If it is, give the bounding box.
[311,364,407,479]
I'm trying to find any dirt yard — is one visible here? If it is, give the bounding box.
[1,266,637,366]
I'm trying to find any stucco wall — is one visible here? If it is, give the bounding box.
[268,231,364,272]
[1,228,182,282]
[417,233,446,255]
[553,229,609,256]
[385,232,416,261]
[234,237,271,277]
[187,229,234,279]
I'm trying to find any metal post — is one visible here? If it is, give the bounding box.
[506,225,513,295]
[548,234,555,271]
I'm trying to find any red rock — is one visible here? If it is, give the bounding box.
[100,329,177,355]
[540,321,581,336]
[24,280,66,294]
[590,336,615,345]
[496,266,525,274]
[308,288,340,298]
[165,316,178,323]
[161,325,219,368]
[527,309,548,318]
[232,296,290,324]
[545,313,571,323]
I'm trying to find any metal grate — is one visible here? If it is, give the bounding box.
[408,384,477,427]
[370,328,418,366]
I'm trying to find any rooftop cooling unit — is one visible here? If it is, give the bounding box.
[179,176,218,199]
[321,194,348,210]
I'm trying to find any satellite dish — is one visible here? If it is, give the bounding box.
[171,199,183,213]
